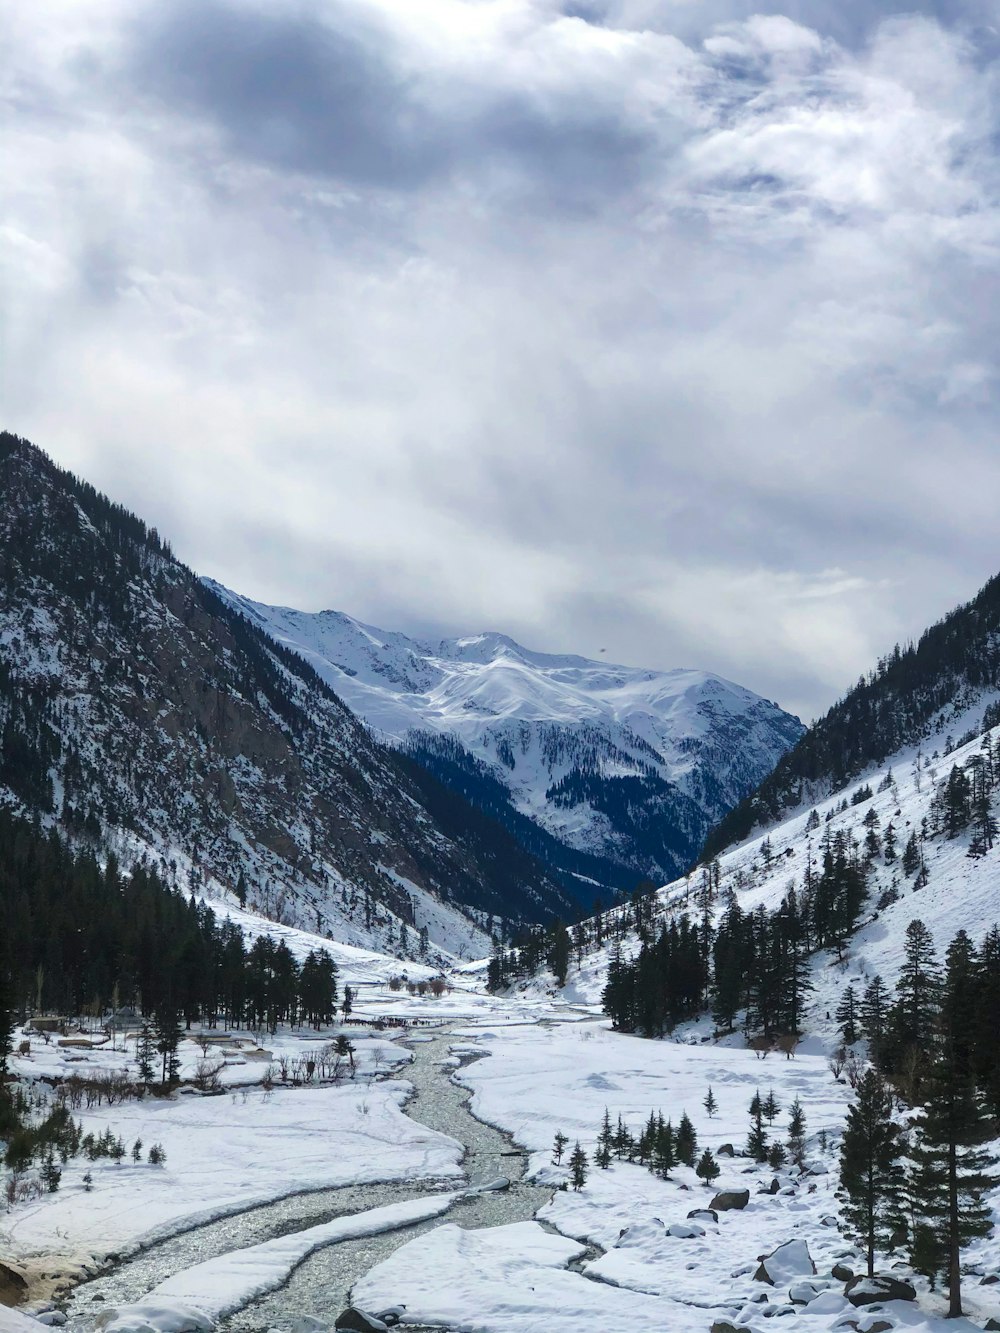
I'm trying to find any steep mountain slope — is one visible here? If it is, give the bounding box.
[205,585,805,887]
[0,432,578,960]
[703,572,1000,858]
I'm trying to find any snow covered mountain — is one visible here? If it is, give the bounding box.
[0,432,579,961]
[205,584,805,889]
[548,570,1000,1038]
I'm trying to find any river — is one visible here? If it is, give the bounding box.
[64,1032,553,1330]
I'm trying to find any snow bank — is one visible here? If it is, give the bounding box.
[103,1195,457,1330]
[5,1080,462,1255]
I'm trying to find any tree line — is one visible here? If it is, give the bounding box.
[0,809,340,1079]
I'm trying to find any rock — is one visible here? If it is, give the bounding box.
[34,1316,69,1328]
[984,1321,1000,1332]
[0,1260,29,1305]
[688,1208,719,1224]
[711,1322,743,1333]
[335,1310,390,1332]
[789,1280,829,1305]
[717,1144,735,1157]
[290,1320,332,1333]
[754,1240,816,1286]
[669,1222,706,1238]
[711,1189,750,1212]
[615,1219,666,1248]
[865,1321,894,1332]
[820,1215,840,1227]
[766,1178,781,1195]
[844,1276,916,1307]
[980,1276,1000,1286]
[832,1263,856,1282]
[374,1309,405,1328]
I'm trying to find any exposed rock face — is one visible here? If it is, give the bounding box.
[0,1258,29,1306]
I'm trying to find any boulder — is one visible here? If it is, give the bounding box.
[688,1208,719,1224]
[832,1263,856,1282]
[711,1323,743,1333]
[865,1322,894,1332]
[615,1220,666,1248]
[984,1321,1000,1332]
[844,1276,916,1307]
[980,1276,999,1286]
[669,1222,706,1239]
[0,1260,29,1306]
[789,1280,828,1305]
[335,1310,390,1332]
[717,1144,735,1157]
[754,1240,816,1286]
[711,1189,750,1212]
[374,1310,405,1328]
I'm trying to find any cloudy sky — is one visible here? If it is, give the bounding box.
[4,0,1000,720]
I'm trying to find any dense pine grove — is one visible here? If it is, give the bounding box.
[837,921,999,1315]
[704,571,1000,858]
[0,810,339,1049]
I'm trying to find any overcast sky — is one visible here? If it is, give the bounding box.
[4,0,1000,720]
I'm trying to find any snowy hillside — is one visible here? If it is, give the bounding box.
[206,582,804,884]
[0,433,578,963]
[556,701,1000,1046]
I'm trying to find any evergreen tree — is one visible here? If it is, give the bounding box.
[153,1003,183,1084]
[836,984,859,1045]
[762,1088,781,1124]
[136,1024,155,1086]
[901,832,921,878]
[552,1130,569,1166]
[653,1118,676,1179]
[595,1108,614,1170]
[548,921,571,988]
[839,1069,907,1277]
[703,1086,718,1119]
[747,1090,769,1163]
[908,930,997,1316]
[787,1097,807,1169]
[675,1111,698,1168]
[859,975,889,1068]
[696,1148,720,1186]
[889,919,940,1082]
[568,1141,589,1191]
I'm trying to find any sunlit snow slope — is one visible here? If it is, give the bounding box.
[205,582,804,883]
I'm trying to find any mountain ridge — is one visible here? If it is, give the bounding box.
[206,581,805,888]
[0,431,580,962]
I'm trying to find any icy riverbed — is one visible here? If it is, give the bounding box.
[61,1034,553,1331]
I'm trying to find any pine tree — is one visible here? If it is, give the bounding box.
[675,1111,698,1168]
[568,1141,589,1191]
[653,1118,676,1179]
[836,985,859,1045]
[787,1097,807,1169]
[136,1024,155,1086]
[890,919,940,1082]
[154,1004,183,1085]
[703,1086,718,1119]
[839,1069,907,1277]
[696,1148,720,1186]
[859,975,889,1068]
[552,1130,569,1166]
[762,1088,781,1124]
[595,1108,614,1170]
[908,931,998,1316]
[747,1090,769,1163]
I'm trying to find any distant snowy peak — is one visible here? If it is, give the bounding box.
[208,581,805,881]
[205,579,788,741]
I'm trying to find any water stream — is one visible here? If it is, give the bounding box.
[64,1033,552,1330]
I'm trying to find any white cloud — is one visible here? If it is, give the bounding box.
[3,0,1000,718]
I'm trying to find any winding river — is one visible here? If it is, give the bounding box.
[64,1033,552,1331]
